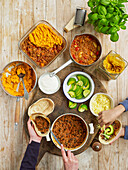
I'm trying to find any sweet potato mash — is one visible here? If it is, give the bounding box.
[1,63,35,96]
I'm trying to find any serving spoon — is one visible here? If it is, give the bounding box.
[17,73,29,100]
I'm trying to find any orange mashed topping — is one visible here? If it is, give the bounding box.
[29,24,62,48]
[1,63,35,96]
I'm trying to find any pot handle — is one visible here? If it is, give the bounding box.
[89,123,94,134]
[0,72,2,78]
[15,97,20,129]
[49,59,73,77]
[46,132,51,141]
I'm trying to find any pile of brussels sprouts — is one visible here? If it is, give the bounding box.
[88,0,128,42]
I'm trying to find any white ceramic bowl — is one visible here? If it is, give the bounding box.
[38,73,61,94]
[89,93,114,117]
[63,71,95,103]
[51,113,89,151]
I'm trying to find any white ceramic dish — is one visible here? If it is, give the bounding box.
[89,93,114,117]
[63,71,95,103]
[38,73,61,94]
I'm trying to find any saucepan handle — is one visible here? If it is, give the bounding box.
[0,72,2,78]
[89,123,94,134]
[46,132,51,141]
[15,97,20,129]
[49,59,73,77]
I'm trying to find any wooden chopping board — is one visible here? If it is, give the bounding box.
[23,65,107,164]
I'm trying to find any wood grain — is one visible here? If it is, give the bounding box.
[0,0,128,170]
[23,66,107,164]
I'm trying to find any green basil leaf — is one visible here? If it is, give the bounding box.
[101,27,110,34]
[88,1,95,8]
[98,19,108,25]
[98,15,105,19]
[98,5,107,15]
[101,0,110,6]
[108,26,118,34]
[106,13,113,18]
[123,14,128,19]
[120,25,126,29]
[107,7,114,14]
[110,32,119,42]
[91,13,99,20]
[119,21,126,25]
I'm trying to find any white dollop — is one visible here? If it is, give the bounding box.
[39,73,60,94]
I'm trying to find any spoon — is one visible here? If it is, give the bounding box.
[17,73,29,100]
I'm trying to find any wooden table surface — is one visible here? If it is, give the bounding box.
[0,0,128,170]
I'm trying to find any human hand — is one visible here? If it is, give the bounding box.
[110,127,125,144]
[61,145,78,170]
[27,118,42,144]
[98,105,125,127]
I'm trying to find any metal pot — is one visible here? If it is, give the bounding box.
[50,33,102,77]
[50,113,94,151]
[0,61,37,127]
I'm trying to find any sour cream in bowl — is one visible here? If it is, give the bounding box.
[89,93,114,117]
[38,73,61,94]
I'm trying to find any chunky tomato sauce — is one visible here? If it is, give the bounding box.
[70,35,101,65]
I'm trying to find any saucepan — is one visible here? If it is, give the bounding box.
[0,61,37,127]
[50,33,102,77]
[50,113,94,152]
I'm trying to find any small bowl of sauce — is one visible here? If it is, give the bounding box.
[38,73,61,94]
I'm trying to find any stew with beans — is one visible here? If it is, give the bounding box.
[52,115,87,149]
[70,35,101,65]
[34,116,49,134]
[21,38,63,67]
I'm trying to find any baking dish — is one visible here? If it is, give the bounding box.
[18,20,67,68]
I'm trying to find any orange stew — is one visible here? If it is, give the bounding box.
[70,35,101,65]
[52,115,87,148]
[34,116,49,134]
[21,38,63,67]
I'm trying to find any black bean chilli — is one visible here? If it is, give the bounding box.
[52,115,87,148]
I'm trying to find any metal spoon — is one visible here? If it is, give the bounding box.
[17,73,29,100]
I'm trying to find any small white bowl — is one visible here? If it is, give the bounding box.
[63,71,95,103]
[38,73,61,94]
[89,93,114,117]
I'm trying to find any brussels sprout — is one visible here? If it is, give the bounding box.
[110,32,119,42]
[78,104,88,112]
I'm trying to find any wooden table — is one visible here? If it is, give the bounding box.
[0,0,128,170]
